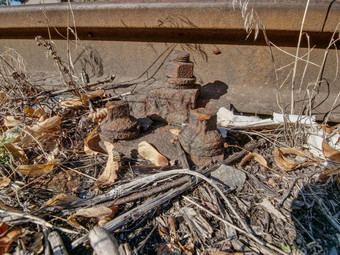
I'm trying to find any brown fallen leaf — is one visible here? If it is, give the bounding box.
[3,116,20,129]
[0,222,8,235]
[21,116,61,146]
[0,222,21,254]
[96,141,120,187]
[138,141,169,167]
[84,126,100,156]
[16,160,55,176]
[319,168,340,180]
[58,97,84,108]
[81,89,105,102]
[0,177,11,188]
[240,152,267,168]
[273,147,300,171]
[42,193,80,208]
[322,140,340,163]
[88,108,108,122]
[23,107,46,119]
[67,206,114,228]
[59,90,105,108]
[279,147,309,158]
[4,142,28,163]
[320,123,333,135]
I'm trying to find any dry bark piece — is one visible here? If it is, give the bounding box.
[138,141,169,167]
[322,140,340,163]
[257,198,286,220]
[239,152,268,168]
[48,231,69,255]
[89,226,120,255]
[96,141,120,187]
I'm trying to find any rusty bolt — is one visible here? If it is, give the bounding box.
[165,50,195,88]
[165,61,194,79]
[100,100,140,142]
[179,108,224,157]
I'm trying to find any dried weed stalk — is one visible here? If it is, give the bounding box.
[35,36,83,98]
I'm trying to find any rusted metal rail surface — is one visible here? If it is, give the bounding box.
[0,0,339,120]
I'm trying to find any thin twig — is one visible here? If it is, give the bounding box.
[277,177,301,208]
[0,209,77,234]
[183,196,287,255]
[291,0,310,114]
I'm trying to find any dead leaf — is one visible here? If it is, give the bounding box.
[1,127,21,145]
[0,222,8,235]
[0,223,21,254]
[322,140,340,163]
[21,116,61,146]
[81,89,105,102]
[84,126,104,155]
[273,147,300,171]
[67,206,114,228]
[319,168,340,180]
[16,160,55,176]
[0,177,11,188]
[240,152,267,168]
[43,193,80,208]
[169,129,180,136]
[138,141,169,167]
[30,115,61,132]
[59,90,105,108]
[88,108,108,122]
[23,107,46,119]
[3,116,20,129]
[96,141,120,187]
[58,97,84,108]
[4,143,28,163]
[279,147,310,158]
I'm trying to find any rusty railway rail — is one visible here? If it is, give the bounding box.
[0,0,339,120]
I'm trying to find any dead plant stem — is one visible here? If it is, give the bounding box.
[291,0,310,115]
[0,209,77,234]
[183,196,287,255]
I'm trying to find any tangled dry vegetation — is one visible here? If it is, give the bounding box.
[0,20,339,255]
